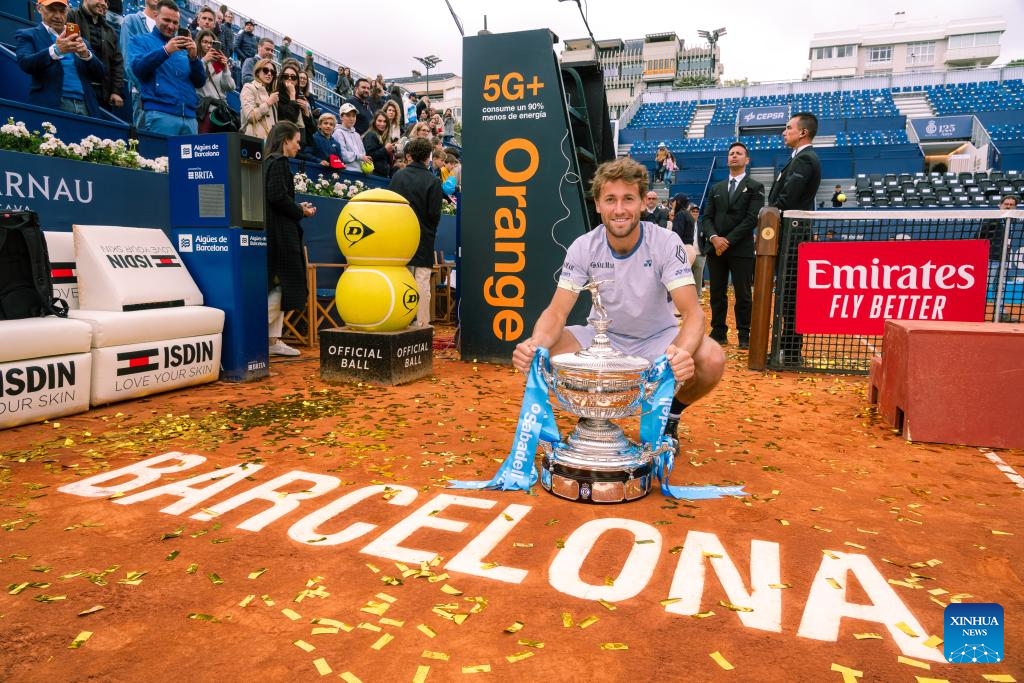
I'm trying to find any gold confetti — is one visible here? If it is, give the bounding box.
[822,550,839,560]
[668,545,683,554]
[692,611,715,619]
[281,608,301,621]
[600,643,629,651]
[777,519,790,526]
[517,639,544,649]
[505,652,535,663]
[370,633,394,650]
[854,633,882,640]
[480,562,500,570]
[261,594,275,606]
[512,542,533,548]
[461,664,490,674]
[826,578,842,590]
[441,584,463,596]
[312,658,331,676]
[208,572,223,586]
[412,665,430,683]
[636,539,655,545]
[660,598,682,606]
[719,600,753,612]
[856,528,879,535]
[165,551,179,561]
[981,676,1017,682]
[895,621,919,638]
[311,627,338,635]
[561,612,573,627]
[991,530,1013,536]
[844,542,866,550]
[709,651,733,670]
[366,563,380,573]
[913,678,949,683]
[888,579,922,590]
[238,595,255,608]
[77,605,104,617]
[68,631,92,649]
[294,640,315,653]
[813,525,832,533]
[379,618,404,627]
[702,551,723,558]
[927,588,948,596]
[768,583,792,589]
[248,568,267,580]
[898,656,930,670]
[357,622,381,632]
[597,599,616,611]
[339,673,362,683]
[417,624,437,638]
[376,592,397,603]
[577,616,599,629]
[188,613,217,621]
[830,663,863,682]
[186,563,198,575]
[422,651,449,661]
[922,635,943,649]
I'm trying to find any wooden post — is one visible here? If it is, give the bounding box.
[749,207,781,370]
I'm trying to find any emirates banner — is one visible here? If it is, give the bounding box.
[796,240,988,335]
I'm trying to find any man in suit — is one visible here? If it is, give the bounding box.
[641,191,669,227]
[702,142,765,349]
[15,0,107,118]
[768,111,822,366]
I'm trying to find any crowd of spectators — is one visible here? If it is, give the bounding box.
[15,0,463,188]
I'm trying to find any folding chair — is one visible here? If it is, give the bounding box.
[432,250,454,324]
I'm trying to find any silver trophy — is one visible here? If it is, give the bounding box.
[539,280,675,504]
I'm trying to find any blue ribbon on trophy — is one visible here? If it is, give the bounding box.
[450,348,747,500]
[448,348,560,491]
[642,355,747,501]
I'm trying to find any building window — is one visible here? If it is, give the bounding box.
[906,41,935,66]
[813,46,833,60]
[949,32,1000,49]
[868,45,892,63]
[836,44,854,58]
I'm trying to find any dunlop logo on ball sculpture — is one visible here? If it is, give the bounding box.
[319,189,433,385]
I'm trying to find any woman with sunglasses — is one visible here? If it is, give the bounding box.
[276,61,320,162]
[241,58,279,140]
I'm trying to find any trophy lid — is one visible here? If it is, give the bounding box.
[550,279,651,374]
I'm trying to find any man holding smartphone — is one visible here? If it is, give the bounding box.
[68,0,124,111]
[15,0,107,117]
[127,0,205,135]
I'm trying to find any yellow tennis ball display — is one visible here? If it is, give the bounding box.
[335,266,419,331]
[335,188,419,266]
[837,193,847,202]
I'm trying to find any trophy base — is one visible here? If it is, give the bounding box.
[540,456,654,504]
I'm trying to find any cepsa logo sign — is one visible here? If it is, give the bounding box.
[796,239,988,335]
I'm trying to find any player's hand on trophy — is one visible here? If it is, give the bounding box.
[512,338,538,374]
[665,344,695,383]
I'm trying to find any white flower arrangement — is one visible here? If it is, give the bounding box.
[0,116,168,172]
[293,172,370,200]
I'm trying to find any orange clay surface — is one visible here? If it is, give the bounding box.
[0,320,1021,683]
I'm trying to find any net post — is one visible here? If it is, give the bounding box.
[749,207,781,370]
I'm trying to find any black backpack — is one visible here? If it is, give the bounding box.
[0,211,68,320]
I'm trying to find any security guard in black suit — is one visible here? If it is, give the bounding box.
[768,112,822,366]
[701,141,765,348]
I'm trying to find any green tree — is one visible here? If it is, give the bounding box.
[673,74,716,88]
[1007,58,1024,67]
[722,78,749,87]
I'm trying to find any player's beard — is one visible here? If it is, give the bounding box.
[604,212,640,241]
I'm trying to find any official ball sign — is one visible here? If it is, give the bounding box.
[796,240,988,335]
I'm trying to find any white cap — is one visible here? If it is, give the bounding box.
[338,103,357,115]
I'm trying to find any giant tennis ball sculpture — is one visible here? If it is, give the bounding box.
[335,189,419,266]
[335,266,419,331]
[334,189,422,332]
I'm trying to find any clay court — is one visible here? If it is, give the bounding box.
[1,328,1021,682]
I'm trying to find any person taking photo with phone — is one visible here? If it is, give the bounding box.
[194,28,234,133]
[127,0,205,135]
[16,0,108,117]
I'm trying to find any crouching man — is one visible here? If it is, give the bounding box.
[511,157,726,441]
